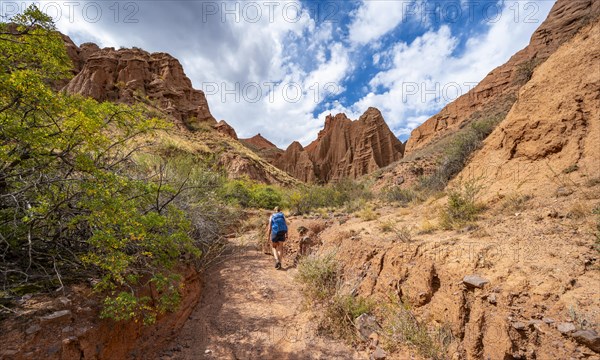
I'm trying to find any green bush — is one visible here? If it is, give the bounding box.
[251,186,282,209]
[439,180,483,230]
[419,117,500,192]
[284,179,372,214]
[221,179,253,207]
[296,253,339,302]
[219,177,283,209]
[0,7,217,323]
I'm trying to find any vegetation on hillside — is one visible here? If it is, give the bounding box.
[296,253,373,341]
[0,7,227,323]
[286,179,372,215]
[0,7,374,323]
[418,116,501,192]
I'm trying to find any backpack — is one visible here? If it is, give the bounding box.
[271,212,288,234]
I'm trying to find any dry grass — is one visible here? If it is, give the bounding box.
[240,214,266,232]
[394,225,413,243]
[567,201,591,219]
[381,301,452,360]
[358,206,378,221]
[417,220,438,235]
[500,193,533,214]
[296,253,373,342]
[397,208,412,216]
[379,219,396,233]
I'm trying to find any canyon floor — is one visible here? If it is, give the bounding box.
[155,231,383,360]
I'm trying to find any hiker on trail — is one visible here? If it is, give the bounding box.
[267,206,288,270]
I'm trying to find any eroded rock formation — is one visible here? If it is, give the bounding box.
[460,19,600,198]
[405,0,600,153]
[214,120,238,140]
[63,42,215,129]
[276,107,404,182]
[276,141,316,183]
[240,134,285,164]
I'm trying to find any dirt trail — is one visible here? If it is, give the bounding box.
[157,231,365,360]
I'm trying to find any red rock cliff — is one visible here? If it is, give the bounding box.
[63,41,215,129]
[405,0,600,153]
[276,107,404,182]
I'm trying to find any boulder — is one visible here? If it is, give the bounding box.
[557,322,576,334]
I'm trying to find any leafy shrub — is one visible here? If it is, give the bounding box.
[219,177,282,209]
[439,180,483,230]
[296,253,339,302]
[381,186,421,206]
[419,117,500,192]
[251,186,282,209]
[0,7,220,323]
[220,179,253,207]
[285,179,371,215]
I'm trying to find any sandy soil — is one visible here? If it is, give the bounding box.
[156,232,366,360]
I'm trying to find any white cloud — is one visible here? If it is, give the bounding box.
[337,0,555,138]
[27,0,557,148]
[347,1,409,45]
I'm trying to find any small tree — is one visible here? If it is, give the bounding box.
[1,6,201,323]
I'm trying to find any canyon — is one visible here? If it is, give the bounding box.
[1,0,599,359]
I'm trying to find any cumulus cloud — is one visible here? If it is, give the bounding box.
[7,0,556,148]
[338,0,555,139]
[347,0,409,45]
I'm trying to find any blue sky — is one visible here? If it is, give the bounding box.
[2,0,555,147]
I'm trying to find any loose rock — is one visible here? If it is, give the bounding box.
[40,310,72,324]
[25,324,41,335]
[570,330,600,352]
[371,346,387,360]
[355,314,382,341]
[512,322,526,331]
[557,322,576,334]
[463,275,490,289]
